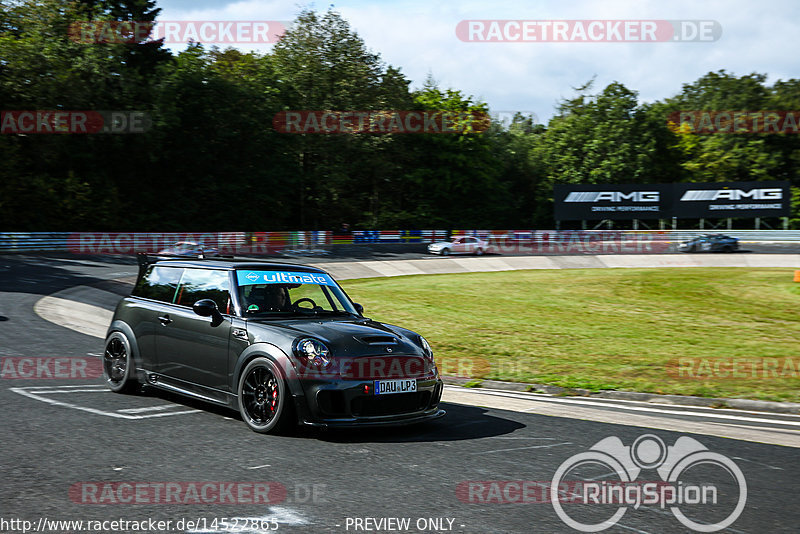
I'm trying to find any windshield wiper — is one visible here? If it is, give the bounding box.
[318,309,358,316]
[246,310,305,318]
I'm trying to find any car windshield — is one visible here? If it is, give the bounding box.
[236,270,357,316]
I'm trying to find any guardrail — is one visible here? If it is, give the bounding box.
[2,229,800,254]
[455,230,800,243]
[0,233,69,252]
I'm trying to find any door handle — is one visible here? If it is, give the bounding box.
[158,314,172,325]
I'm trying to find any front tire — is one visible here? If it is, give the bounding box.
[103,331,139,393]
[238,357,293,434]
[440,248,450,256]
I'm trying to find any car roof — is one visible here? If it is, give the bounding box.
[150,258,327,273]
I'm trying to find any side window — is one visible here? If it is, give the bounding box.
[132,266,184,303]
[174,268,231,312]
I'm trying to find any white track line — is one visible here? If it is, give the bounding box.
[447,387,800,427]
[117,404,184,414]
[10,386,200,419]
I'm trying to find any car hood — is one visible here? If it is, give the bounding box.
[246,316,425,358]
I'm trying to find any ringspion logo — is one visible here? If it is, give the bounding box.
[551,434,746,532]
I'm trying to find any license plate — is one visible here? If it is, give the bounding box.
[374,379,417,395]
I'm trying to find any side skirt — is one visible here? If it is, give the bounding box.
[141,369,236,408]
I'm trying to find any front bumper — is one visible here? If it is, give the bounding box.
[294,377,445,428]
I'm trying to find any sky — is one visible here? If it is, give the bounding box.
[155,0,799,123]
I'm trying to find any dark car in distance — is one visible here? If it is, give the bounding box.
[678,233,740,253]
[103,258,445,433]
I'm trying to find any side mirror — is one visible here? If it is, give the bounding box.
[353,302,364,315]
[193,299,224,326]
[193,299,218,317]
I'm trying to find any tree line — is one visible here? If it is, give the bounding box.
[1,0,799,231]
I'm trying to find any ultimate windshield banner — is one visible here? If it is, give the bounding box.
[236,271,335,286]
[555,181,791,220]
[554,184,672,220]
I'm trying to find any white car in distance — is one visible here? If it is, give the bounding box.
[427,236,489,256]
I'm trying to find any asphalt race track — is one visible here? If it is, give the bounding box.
[2,254,800,534]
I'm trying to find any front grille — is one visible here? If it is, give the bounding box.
[351,392,427,417]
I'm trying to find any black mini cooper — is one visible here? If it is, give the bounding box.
[104,258,445,433]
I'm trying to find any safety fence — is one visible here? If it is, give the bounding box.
[2,229,800,254]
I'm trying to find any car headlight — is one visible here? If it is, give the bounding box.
[419,336,436,375]
[419,335,433,359]
[294,338,331,367]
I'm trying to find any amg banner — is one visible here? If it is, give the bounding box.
[554,184,672,220]
[555,181,791,220]
[673,180,791,218]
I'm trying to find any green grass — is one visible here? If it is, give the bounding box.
[341,268,800,403]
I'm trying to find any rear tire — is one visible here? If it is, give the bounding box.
[474,247,484,256]
[103,331,139,394]
[238,357,294,434]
